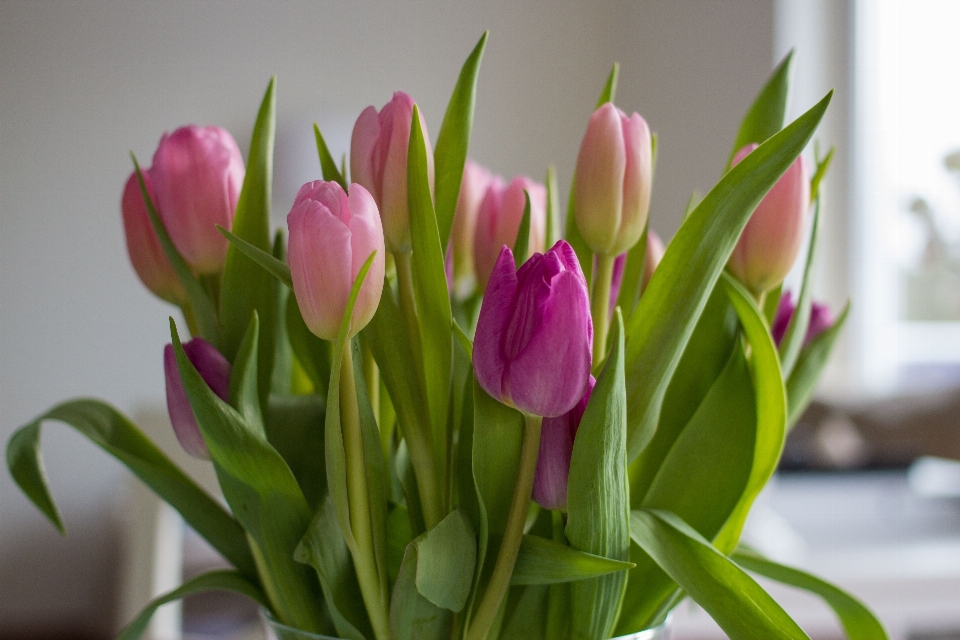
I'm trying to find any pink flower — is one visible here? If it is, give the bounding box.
[474,241,592,418]
[164,338,231,459]
[448,160,493,297]
[350,91,433,254]
[287,181,386,341]
[150,126,245,274]
[533,376,595,510]
[121,170,186,305]
[574,103,652,256]
[643,230,665,289]
[727,144,810,294]
[772,292,833,347]
[473,176,546,291]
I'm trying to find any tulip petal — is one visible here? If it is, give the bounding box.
[347,185,386,333]
[350,106,381,202]
[474,247,518,404]
[533,377,594,510]
[575,103,626,255]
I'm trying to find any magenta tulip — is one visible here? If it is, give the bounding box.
[533,376,595,510]
[351,91,433,254]
[448,160,493,297]
[473,175,547,291]
[574,102,652,256]
[121,170,187,305]
[150,126,244,275]
[772,292,833,347]
[163,338,231,459]
[474,240,592,418]
[287,181,386,341]
[727,144,810,294]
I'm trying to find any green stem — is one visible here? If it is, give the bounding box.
[340,340,390,640]
[465,413,543,640]
[362,338,380,426]
[591,253,615,373]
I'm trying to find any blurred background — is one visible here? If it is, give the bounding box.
[3,1,960,638]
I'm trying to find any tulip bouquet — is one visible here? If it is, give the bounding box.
[8,34,887,640]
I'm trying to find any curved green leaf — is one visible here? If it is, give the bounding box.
[511,534,634,585]
[727,50,794,166]
[314,123,347,191]
[513,190,532,267]
[779,200,820,377]
[218,225,292,287]
[787,302,850,427]
[414,509,476,611]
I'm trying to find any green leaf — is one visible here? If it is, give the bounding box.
[286,292,332,397]
[500,585,549,640]
[733,548,889,640]
[6,399,255,579]
[513,190,532,268]
[786,302,849,427]
[413,508,476,611]
[314,123,347,191]
[296,497,374,640]
[408,103,454,501]
[131,157,220,344]
[810,144,835,202]
[631,510,810,640]
[714,273,787,553]
[117,570,269,640]
[779,200,821,377]
[434,31,488,255]
[387,504,416,587]
[218,225,292,287]
[220,77,278,412]
[566,310,630,640]
[623,91,832,462]
[614,222,648,319]
[511,534,634,585]
[727,51,794,167]
[597,63,620,107]
[266,394,327,511]
[545,166,561,247]
[170,317,324,631]
[229,313,266,434]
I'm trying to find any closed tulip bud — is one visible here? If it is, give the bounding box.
[727,144,810,294]
[121,170,187,305]
[150,126,245,274]
[163,338,230,459]
[643,230,665,289]
[474,240,592,418]
[473,176,547,291]
[574,102,652,256]
[351,91,433,254]
[448,160,493,298]
[287,181,386,341]
[533,376,595,510]
[772,292,833,347]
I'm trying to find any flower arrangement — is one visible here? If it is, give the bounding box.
[6,33,887,640]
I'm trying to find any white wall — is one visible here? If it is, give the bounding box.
[0,0,774,634]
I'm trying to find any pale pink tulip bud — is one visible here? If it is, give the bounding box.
[473,176,547,291]
[350,91,433,254]
[121,171,187,305]
[164,338,230,459]
[150,126,245,274]
[287,181,386,341]
[727,144,811,294]
[574,103,652,256]
[448,160,493,298]
[643,230,665,289]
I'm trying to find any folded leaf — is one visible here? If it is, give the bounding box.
[511,534,634,585]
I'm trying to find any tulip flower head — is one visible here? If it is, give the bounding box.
[771,292,833,347]
[727,144,811,294]
[533,376,595,510]
[351,91,433,254]
[121,170,187,305]
[574,102,652,256]
[448,160,493,298]
[473,175,547,292]
[287,181,386,341]
[150,125,245,275]
[474,240,592,418]
[164,338,231,459]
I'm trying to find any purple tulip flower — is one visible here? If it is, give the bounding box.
[533,376,595,510]
[163,337,231,459]
[772,291,833,347]
[474,240,593,418]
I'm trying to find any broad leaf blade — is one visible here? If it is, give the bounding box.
[512,534,634,585]
[267,395,327,511]
[219,225,293,287]
[414,509,476,612]
[727,51,794,166]
[787,302,849,427]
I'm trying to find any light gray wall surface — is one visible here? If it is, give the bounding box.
[0,0,773,633]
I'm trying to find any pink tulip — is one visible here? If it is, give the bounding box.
[121,170,187,305]
[533,376,595,510]
[727,144,810,294]
[772,292,833,347]
[474,241,592,418]
[574,103,652,256]
[448,160,493,298]
[150,126,244,274]
[287,181,386,341]
[607,253,627,315]
[163,338,231,459]
[473,176,547,291]
[350,91,433,254]
[643,230,665,289]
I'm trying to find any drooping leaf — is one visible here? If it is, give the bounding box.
[435,31,488,254]
[511,534,634,585]
[566,310,630,640]
[623,91,832,462]
[631,509,811,640]
[727,50,794,167]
